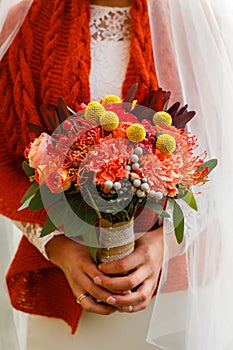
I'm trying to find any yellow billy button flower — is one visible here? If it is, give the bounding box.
[85,101,105,122]
[99,111,119,131]
[101,95,122,104]
[156,134,176,154]
[153,111,172,126]
[126,123,146,142]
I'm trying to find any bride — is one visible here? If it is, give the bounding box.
[1,1,233,349]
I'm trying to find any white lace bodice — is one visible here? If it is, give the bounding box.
[89,5,131,101]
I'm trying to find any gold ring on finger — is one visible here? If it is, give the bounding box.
[76,293,88,305]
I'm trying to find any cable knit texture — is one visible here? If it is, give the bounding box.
[0,0,162,333]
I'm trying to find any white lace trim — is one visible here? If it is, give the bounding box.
[13,221,63,260]
[90,5,131,42]
[89,5,131,101]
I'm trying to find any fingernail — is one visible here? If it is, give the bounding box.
[122,290,132,295]
[128,305,133,312]
[106,296,117,305]
[94,276,102,285]
[98,264,102,271]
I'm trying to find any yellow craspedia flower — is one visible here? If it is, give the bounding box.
[131,100,137,109]
[99,111,119,131]
[85,101,105,121]
[101,95,122,104]
[153,111,172,126]
[126,123,146,142]
[156,134,176,154]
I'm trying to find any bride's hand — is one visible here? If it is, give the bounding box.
[93,226,164,313]
[45,235,117,315]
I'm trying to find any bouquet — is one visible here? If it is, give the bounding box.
[19,84,217,262]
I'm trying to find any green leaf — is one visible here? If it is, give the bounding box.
[22,160,35,177]
[160,210,170,218]
[20,182,39,204]
[28,189,44,210]
[168,197,175,213]
[180,190,198,211]
[173,201,184,244]
[40,201,67,237]
[145,200,165,215]
[195,158,218,175]
[40,184,63,207]
[64,197,98,238]
[18,195,35,211]
[82,226,98,262]
[40,216,58,237]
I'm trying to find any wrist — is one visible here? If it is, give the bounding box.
[45,235,73,268]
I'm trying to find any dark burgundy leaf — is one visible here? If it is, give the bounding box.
[26,122,51,137]
[40,105,57,131]
[172,111,196,129]
[167,102,180,115]
[123,83,138,103]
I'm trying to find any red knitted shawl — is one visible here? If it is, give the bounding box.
[0,0,162,333]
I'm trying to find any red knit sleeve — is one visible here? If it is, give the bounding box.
[0,124,46,224]
[0,52,45,223]
[6,236,83,334]
[0,10,47,224]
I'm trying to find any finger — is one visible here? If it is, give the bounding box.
[112,279,154,312]
[98,250,144,276]
[94,264,151,292]
[76,292,116,315]
[71,271,120,304]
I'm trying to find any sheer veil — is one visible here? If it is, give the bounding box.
[147,0,233,349]
[0,0,33,61]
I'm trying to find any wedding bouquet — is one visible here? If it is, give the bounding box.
[19,85,217,262]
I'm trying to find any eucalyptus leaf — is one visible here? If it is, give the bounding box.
[40,184,63,207]
[173,201,184,244]
[82,226,98,262]
[70,197,98,226]
[47,200,68,228]
[40,201,67,237]
[195,158,218,175]
[160,210,170,218]
[20,182,39,204]
[145,200,164,214]
[28,189,44,210]
[40,216,58,237]
[64,199,98,238]
[40,201,68,237]
[180,190,198,211]
[64,210,83,237]
[168,197,175,213]
[18,195,35,211]
[22,161,35,177]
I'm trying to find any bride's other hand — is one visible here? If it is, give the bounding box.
[94,226,164,312]
[45,235,117,315]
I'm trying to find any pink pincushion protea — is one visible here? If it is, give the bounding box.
[19,87,217,245]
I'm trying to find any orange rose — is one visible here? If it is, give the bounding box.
[34,165,48,185]
[46,169,71,193]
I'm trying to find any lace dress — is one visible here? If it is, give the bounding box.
[6,6,157,350]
